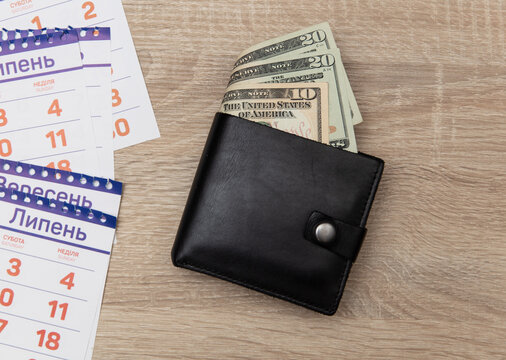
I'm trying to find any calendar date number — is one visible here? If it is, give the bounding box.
[60,272,76,290]
[0,288,14,307]
[37,330,61,351]
[0,319,7,333]
[7,258,21,277]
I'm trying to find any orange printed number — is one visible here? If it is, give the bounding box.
[0,288,14,307]
[49,301,68,321]
[0,319,7,333]
[48,99,62,117]
[60,272,75,290]
[82,1,97,20]
[31,16,42,30]
[47,160,71,172]
[0,139,12,157]
[113,118,130,138]
[0,109,7,126]
[112,89,122,107]
[46,129,67,148]
[7,258,21,277]
[37,330,60,351]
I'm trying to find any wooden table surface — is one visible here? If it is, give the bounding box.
[102,1,506,359]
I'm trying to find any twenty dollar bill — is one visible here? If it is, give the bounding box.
[233,22,363,126]
[228,49,356,152]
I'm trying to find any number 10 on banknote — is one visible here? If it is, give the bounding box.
[222,83,329,144]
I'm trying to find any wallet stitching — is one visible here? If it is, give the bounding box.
[180,260,336,314]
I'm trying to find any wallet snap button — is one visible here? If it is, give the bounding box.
[315,222,337,244]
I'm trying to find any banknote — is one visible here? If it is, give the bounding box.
[234,23,336,68]
[233,22,363,125]
[228,49,357,152]
[221,83,330,144]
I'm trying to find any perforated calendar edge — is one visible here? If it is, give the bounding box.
[1,27,111,42]
[0,29,79,54]
[0,159,123,195]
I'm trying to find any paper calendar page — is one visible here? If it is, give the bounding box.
[0,158,123,358]
[77,27,114,179]
[0,30,100,174]
[0,0,161,150]
[72,0,160,150]
[2,27,115,179]
[0,188,116,360]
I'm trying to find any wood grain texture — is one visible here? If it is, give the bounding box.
[100,1,506,359]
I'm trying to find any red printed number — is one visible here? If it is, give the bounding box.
[82,1,97,20]
[60,272,75,290]
[0,319,7,333]
[113,118,130,138]
[112,89,122,107]
[48,99,63,117]
[0,139,12,157]
[0,111,10,155]
[7,258,21,277]
[31,16,42,30]
[0,288,14,307]
[46,129,67,148]
[0,109,7,126]
[49,301,68,321]
[37,330,60,351]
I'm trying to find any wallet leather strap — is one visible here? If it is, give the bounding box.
[304,211,367,262]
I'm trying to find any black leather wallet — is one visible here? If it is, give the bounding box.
[172,113,384,315]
